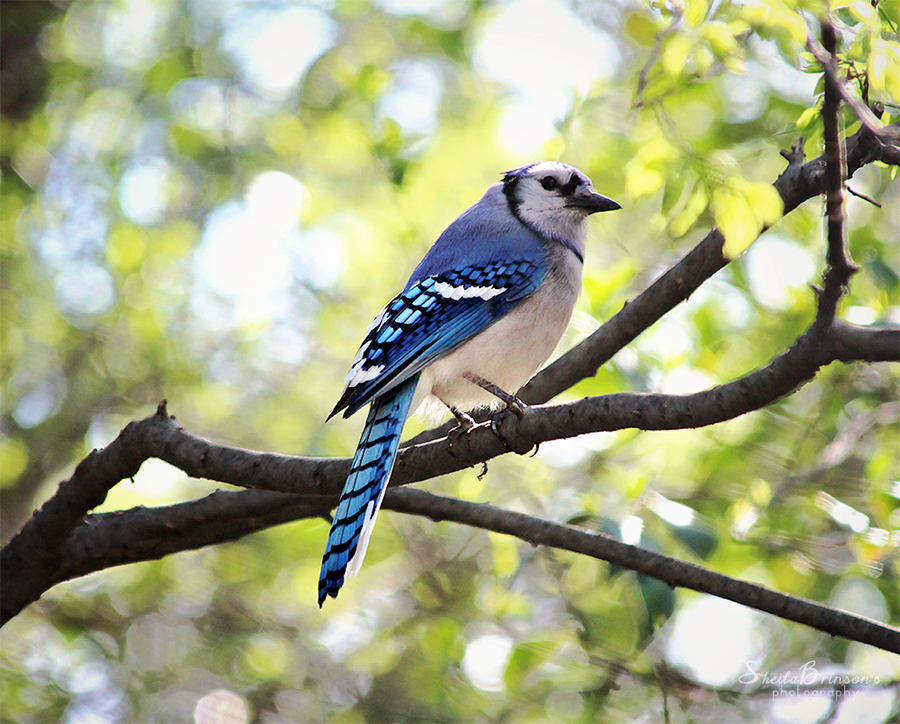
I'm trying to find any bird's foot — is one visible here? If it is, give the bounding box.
[450,407,477,431]
[488,405,538,456]
[447,407,477,456]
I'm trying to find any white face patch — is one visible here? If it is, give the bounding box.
[513,164,591,247]
[516,181,568,219]
[433,281,507,301]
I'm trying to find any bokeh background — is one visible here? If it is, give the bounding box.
[2,0,898,721]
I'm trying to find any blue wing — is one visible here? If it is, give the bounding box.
[330,257,546,419]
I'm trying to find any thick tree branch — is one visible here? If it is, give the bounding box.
[59,488,327,583]
[23,481,899,652]
[3,315,896,629]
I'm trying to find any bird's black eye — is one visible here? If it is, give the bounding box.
[540,176,560,191]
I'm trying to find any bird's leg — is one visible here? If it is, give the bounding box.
[462,373,528,417]
[442,402,478,457]
[449,406,477,431]
[463,373,536,456]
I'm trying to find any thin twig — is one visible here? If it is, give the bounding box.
[807,34,900,144]
[845,184,882,207]
[633,6,683,111]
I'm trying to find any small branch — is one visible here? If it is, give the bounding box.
[816,17,858,332]
[633,6,683,111]
[845,184,882,207]
[828,319,900,361]
[383,488,900,653]
[807,34,900,145]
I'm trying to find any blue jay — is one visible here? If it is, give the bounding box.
[319,162,620,605]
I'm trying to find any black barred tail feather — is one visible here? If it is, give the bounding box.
[318,376,419,606]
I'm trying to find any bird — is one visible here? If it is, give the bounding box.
[318,161,620,606]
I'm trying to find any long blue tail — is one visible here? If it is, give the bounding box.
[318,376,418,606]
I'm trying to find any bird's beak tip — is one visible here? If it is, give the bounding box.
[570,191,621,214]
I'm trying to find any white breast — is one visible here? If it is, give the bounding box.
[413,245,583,420]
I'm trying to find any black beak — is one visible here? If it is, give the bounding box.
[567,188,621,214]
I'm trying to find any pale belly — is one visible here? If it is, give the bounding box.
[412,249,581,421]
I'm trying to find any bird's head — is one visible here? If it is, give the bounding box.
[502,162,620,243]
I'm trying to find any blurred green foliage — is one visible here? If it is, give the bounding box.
[1,0,898,722]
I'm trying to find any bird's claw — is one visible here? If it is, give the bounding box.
[488,406,536,455]
[506,397,529,418]
[447,408,478,456]
[452,408,477,431]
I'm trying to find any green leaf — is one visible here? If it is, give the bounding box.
[684,0,710,28]
[638,573,677,622]
[623,12,660,45]
[716,179,783,259]
[662,34,693,77]
[504,640,559,693]
[670,183,709,237]
[672,524,719,560]
[796,105,819,129]
[144,54,190,96]
[715,185,756,259]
